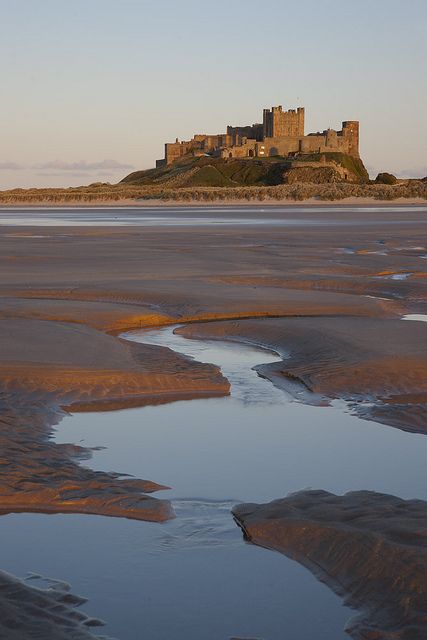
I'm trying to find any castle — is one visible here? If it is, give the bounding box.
[156,105,359,167]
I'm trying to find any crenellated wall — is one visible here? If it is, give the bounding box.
[157,106,359,165]
[263,106,305,138]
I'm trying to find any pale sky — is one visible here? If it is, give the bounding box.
[1,0,426,188]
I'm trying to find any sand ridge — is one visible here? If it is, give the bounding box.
[233,490,427,640]
[0,570,115,639]
[0,391,174,521]
[178,317,427,434]
[0,318,229,521]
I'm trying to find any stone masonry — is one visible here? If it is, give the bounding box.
[156,105,359,167]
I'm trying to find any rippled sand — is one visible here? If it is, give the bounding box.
[233,490,427,640]
[0,205,426,637]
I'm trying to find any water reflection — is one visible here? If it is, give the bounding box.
[402,314,427,323]
[0,509,349,640]
[64,326,427,504]
[4,325,426,639]
[124,325,287,406]
[1,205,427,227]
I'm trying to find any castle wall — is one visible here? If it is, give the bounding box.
[260,137,301,156]
[227,124,263,142]
[201,134,233,150]
[299,135,327,154]
[160,108,359,165]
[165,140,196,165]
[220,138,257,159]
[260,122,359,158]
[164,134,232,164]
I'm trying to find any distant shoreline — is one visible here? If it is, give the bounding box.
[1,174,426,208]
[0,196,426,208]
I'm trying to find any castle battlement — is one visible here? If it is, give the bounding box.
[156,105,359,167]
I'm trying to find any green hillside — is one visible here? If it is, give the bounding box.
[121,153,369,188]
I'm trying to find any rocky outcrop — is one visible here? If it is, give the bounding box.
[283,165,343,184]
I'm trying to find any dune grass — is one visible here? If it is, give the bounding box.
[1,179,426,205]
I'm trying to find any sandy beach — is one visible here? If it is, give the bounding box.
[0,203,426,638]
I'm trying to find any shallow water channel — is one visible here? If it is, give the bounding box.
[2,326,427,639]
[1,204,427,228]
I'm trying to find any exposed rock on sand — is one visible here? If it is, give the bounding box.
[0,570,114,639]
[178,317,427,434]
[233,490,427,640]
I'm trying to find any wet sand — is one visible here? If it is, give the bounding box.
[178,316,427,433]
[0,205,426,637]
[233,490,427,640]
[0,318,227,521]
[0,570,109,639]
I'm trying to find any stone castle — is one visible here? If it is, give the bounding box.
[156,105,359,167]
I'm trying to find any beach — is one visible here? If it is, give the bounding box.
[0,204,426,638]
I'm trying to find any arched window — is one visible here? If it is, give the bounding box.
[248,149,254,158]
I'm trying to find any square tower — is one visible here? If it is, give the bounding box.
[263,106,305,138]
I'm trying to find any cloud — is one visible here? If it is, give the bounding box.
[36,172,99,178]
[0,159,135,178]
[0,161,25,170]
[35,159,134,172]
[397,166,427,179]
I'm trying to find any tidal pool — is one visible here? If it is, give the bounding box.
[1,326,426,639]
[402,313,427,322]
[1,204,427,228]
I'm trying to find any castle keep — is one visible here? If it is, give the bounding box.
[157,105,359,167]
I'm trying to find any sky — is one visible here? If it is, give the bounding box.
[1,0,426,188]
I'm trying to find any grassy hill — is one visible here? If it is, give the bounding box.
[121,153,369,189]
[4,152,424,205]
[121,156,286,188]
